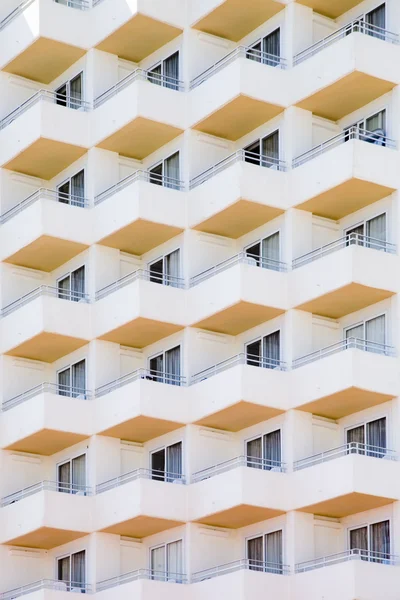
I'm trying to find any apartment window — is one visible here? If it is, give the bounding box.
[246,331,280,369]
[55,72,83,109]
[58,454,87,494]
[247,530,283,573]
[345,314,386,354]
[366,4,386,38]
[349,520,390,563]
[149,345,181,386]
[149,152,180,189]
[244,130,280,169]
[151,441,182,482]
[347,417,387,458]
[247,28,280,65]
[245,231,280,271]
[345,213,386,251]
[58,266,85,301]
[150,540,183,582]
[148,51,180,90]
[57,359,86,398]
[345,109,386,145]
[57,170,85,206]
[149,249,180,287]
[246,430,282,471]
[57,550,86,591]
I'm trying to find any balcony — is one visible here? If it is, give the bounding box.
[93,70,185,160]
[190,0,287,41]
[290,339,399,419]
[94,170,186,255]
[95,470,187,538]
[291,239,398,318]
[0,0,88,83]
[0,188,91,271]
[296,0,382,19]
[189,354,288,430]
[291,131,398,219]
[188,151,288,238]
[0,481,92,548]
[96,571,187,600]
[1,580,92,600]
[1,287,91,362]
[0,91,90,179]
[95,369,188,442]
[190,47,287,140]
[189,253,288,334]
[293,27,400,120]
[0,382,93,454]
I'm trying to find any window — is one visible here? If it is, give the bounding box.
[57,550,86,591]
[57,359,87,398]
[57,170,85,207]
[149,152,180,189]
[349,520,390,563]
[344,109,386,145]
[55,72,83,109]
[365,4,386,39]
[246,331,281,369]
[58,454,87,494]
[245,231,280,271]
[58,266,86,302]
[246,430,282,471]
[149,346,181,386]
[247,530,283,573]
[151,441,183,482]
[149,249,180,287]
[244,131,280,169]
[147,51,180,90]
[345,213,387,251]
[150,540,183,582]
[347,417,387,457]
[345,314,386,354]
[247,29,281,66]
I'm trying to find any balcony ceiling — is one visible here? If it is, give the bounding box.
[4,236,89,272]
[296,0,366,19]
[4,430,89,456]
[97,219,183,255]
[194,400,283,431]
[101,516,183,538]
[98,415,184,443]
[298,387,394,420]
[5,332,88,363]
[196,504,284,528]
[98,317,183,348]
[5,526,87,550]
[193,301,284,335]
[301,492,394,519]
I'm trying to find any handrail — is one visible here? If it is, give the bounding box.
[0,0,89,32]
[2,286,90,317]
[191,558,289,582]
[293,126,397,168]
[190,45,286,90]
[294,18,399,65]
[96,269,185,300]
[96,569,187,591]
[96,468,185,493]
[1,188,88,224]
[1,481,92,507]
[295,548,400,573]
[293,233,397,268]
[95,368,186,397]
[293,337,396,369]
[190,353,287,385]
[191,455,285,483]
[53,0,90,8]
[2,383,92,412]
[293,442,398,471]
[94,169,185,205]
[0,580,92,599]
[190,149,286,190]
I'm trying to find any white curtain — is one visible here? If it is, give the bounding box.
[70,73,82,109]
[71,170,85,206]
[72,360,86,397]
[366,109,386,133]
[365,315,385,353]
[167,442,182,481]
[165,250,180,287]
[261,131,279,168]
[350,526,368,559]
[367,417,386,457]
[58,275,71,301]
[58,367,71,396]
[370,520,390,562]
[71,266,85,300]
[246,437,262,468]
[167,540,183,581]
[345,323,364,347]
[247,536,263,570]
[263,331,280,369]
[58,556,71,585]
[366,213,386,250]
[164,52,179,90]
[71,550,86,589]
[151,546,166,580]
[262,232,280,270]
[149,353,164,382]
[263,430,281,470]
[164,152,180,189]
[165,346,181,386]
[72,454,86,493]
[366,3,386,39]
[266,530,283,573]
[347,424,365,454]
[263,28,280,64]
[58,461,71,493]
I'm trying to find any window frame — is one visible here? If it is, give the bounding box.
[243,129,281,167]
[149,440,184,481]
[56,452,87,494]
[148,247,181,285]
[56,548,87,590]
[244,428,282,469]
[148,344,182,383]
[57,264,86,301]
[244,228,282,266]
[248,27,281,62]
[148,151,180,187]
[347,518,391,556]
[147,50,180,88]
[344,312,388,345]
[56,168,85,206]
[149,538,184,580]
[344,414,389,447]
[56,357,87,398]
[245,528,284,568]
[344,211,387,241]
[245,329,282,367]
[55,71,84,109]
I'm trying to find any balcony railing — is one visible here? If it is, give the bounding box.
[96,269,185,300]
[1,188,88,224]
[94,169,185,205]
[292,337,396,369]
[95,368,186,397]
[53,0,90,9]
[96,569,187,591]
[2,286,90,317]
[2,382,92,412]
[0,580,92,599]
[189,149,287,190]
[293,442,398,471]
[293,18,399,66]
[189,45,286,90]
[96,468,185,494]
[293,233,397,268]
[191,455,285,483]
[190,353,287,385]
[292,127,397,168]
[191,559,289,582]
[295,548,400,573]
[1,480,92,507]
[0,0,89,33]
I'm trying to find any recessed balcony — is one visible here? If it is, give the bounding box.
[94,170,186,255]
[0,382,93,454]
[1,287,91,362]
[296,0,381,19]
[188,151,288,238]
[291,134,398,219]
[95,370,188,442]
[96,572,187,600]
[0,91,90,179]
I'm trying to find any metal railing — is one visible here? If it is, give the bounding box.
[190,353,287,385]
[94,169,185,205]
[1,188,88,224]
[191,455,285,483]
[294,18,399,65]
[293,233,397,268]
[1,481,92,507]
[190,45,286,90]
[96,569,187,591]
[53,0,90,8]
[0,0,89,31]
[293,442,398,471]
[96,468,185,494]
[0,579,92,599]
[189,149,286,190]
[293,126,396,168]
[296,548,400,573]
[96,269,185,300]
[292,337,396,369]
[95,368,186,397]
[2,382,92,412]
[2,286,90,317]
[191,559,289,582]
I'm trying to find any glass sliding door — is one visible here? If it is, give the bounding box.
[366,417,386,457]
[164,249,180,286]
[71,550,86,591]
[244,140,261,165]
[263,331,280,369]
[365,314,386,353]
[246,437,262,468]
[263,29,280,64]
[58,556,71,589]
[151,449,166,481]
[57,180,70,204]
[69,73,82,109]
[166,540,183,581]
[246,339,261,367]
[366,213,386,250]
[71,170,85,206]
[58,274,71,300]
[164,152,180,189]
[164,52,179,90]
[245,242,261,266]
[58,461,71,493]
[58,366,71,396]
[263,430,281,470]
[262,232,280,270]
[370,520,390,563]
[149,353,164,382]
[365,3,386,39]
[72,454,86,493]
[261,130,279,168]
[345,323,364,347]
[247,536,263,571]
[347,424,365,454]
[266,530,283,573]
[165,346,181,385]
[166,442,182,482]
[71,266,85,301]
[350,526,368,559]
[151,545,166,580]
[71,359,86,398]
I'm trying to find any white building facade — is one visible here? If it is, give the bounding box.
[0,0,399,599]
